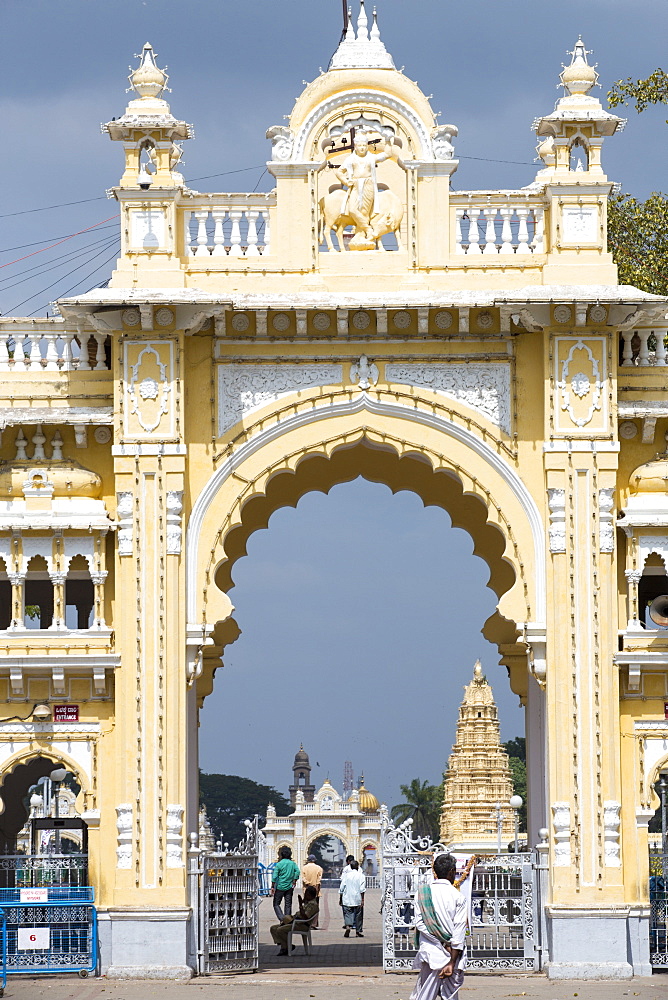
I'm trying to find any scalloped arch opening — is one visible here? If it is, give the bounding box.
[211,439,521,658]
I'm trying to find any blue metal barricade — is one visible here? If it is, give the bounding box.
[0,907,7,995]
[0,887,96,978]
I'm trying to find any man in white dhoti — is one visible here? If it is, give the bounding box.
[410,853,467,1000]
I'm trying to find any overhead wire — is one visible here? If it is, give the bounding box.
[0,224,119,255]
[6,239,120,316]
[27,247,121,318]
[0,215,119,270]
[0,234,120,293]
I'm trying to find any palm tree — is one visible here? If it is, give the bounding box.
[391,778,442,841]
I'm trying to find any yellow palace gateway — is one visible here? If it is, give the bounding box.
[0,3,667,979]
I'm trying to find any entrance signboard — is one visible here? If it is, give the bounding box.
[53,705,79,723]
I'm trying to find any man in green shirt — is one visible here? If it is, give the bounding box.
[271,846,300,921]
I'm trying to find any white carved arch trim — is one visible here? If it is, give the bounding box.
[635,722,668,805]
[21,537,54,575]
[638,535,668,573]
[0,539,11,574]
[62,536,96,575]
[293,89,433,161]
[0,744,93,815]
[186,393,546,623]
[305,828,350,849]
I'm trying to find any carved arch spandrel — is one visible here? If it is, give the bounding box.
[191,408,542,703]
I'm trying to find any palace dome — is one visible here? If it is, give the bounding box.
[629,454,668,494]
[293,744,310,765]
[357,777,379,813]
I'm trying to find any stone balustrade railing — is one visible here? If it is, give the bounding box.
[183,195,275,258]
[619,329,668,367]
[0,330,111,371]
[451,192,546,256]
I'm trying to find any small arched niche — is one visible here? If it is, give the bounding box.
[569,136,589,172]
[24,554,53,629]
[65,554,94,630]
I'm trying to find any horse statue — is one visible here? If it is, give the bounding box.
[318,185,404,252]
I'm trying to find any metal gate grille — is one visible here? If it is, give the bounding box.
[650,852,667,968]
[197,818,259,973]
[381,816,541,972]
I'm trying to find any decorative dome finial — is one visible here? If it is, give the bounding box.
[560,36,598,97]
[330,0,395,70]
[473,659,483,680]
[129,42,169,99]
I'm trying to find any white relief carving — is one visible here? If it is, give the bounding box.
[589,305,608,324]
[638,535,668,572]
[155,307,174,327]
[551,801,571,866]
[116,491,134,556]
[547,488,567,553]
[599,488,615,554]
[122,308,141,327]
[166,804,184,868]
[266,125,294,162]
[218,364,343,436]
[94,426,112,444]
[603,801,621,866]
[352,310,371,331]
[385,363,511,435]
[130,208,166,250]
[561,205,597,244]
[392,310,411,330]
[553,305,572,324]
[570,372,591,398]
[312,312,331,332]
[116,803,133,869]
[557,339,602,427]
[231,313,250,333]
[272,313,290,332]
[431,124,458,160]
[434,310,453,330]
[350,355,379,390]
[126,343,172,434]
[166,491,184,555]
[619,420,637,440]
[139,377,159,400]
[321,796,333,812]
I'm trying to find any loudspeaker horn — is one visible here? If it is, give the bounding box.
[648,595,668,627]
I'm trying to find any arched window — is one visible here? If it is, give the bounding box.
[639,553,668,629]
[24,555,53,629]
[569,137,589,172]
[0,557,11,631]
[65,554,94,630]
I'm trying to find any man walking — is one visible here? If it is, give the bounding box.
[339,859,365,937]
[270,846,300,922]
[410,852,467,1000]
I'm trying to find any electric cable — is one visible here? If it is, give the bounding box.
[0,235,120,293]
[6,240,120,315]
[0,224,118,255]
[0,215,119,270]
[29,245,121,316]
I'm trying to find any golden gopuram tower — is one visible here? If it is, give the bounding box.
[440,661,515,851]
[1,3,667,979]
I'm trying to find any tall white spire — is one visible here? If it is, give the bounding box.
[330,1,395,70]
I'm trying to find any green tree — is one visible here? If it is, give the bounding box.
[503,739,527,832]
[199,772,291,846]
[608,68,668,118]
[607,192,668,296]
[391,778,442,841]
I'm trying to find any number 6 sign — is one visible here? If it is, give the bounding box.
[17,927,49,950]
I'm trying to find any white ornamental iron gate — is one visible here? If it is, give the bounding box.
[380,814,545,972]
[190,817,260,974]
[649,851,668,968]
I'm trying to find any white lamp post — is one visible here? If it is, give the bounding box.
[49,767,68,853]
[509,795,523,853]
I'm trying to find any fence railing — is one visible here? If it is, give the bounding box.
[0,332,110,372]
[451,194,546,256]
[650,851,667,968]
[619,329,668,368]
[183,196,275,259]
[0,855,88,889]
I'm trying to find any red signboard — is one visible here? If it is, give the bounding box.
[665,702,668,721]
[53,705,79,723]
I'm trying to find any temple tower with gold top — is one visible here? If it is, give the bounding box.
[440,661,515,850]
